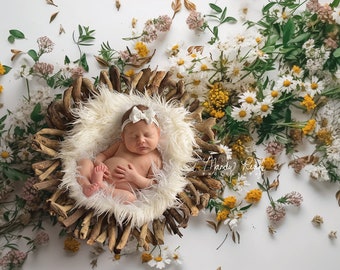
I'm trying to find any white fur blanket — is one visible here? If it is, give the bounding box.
[58,87,196,227]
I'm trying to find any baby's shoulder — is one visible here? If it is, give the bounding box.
[151,149,162,168]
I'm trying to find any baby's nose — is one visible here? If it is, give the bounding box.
[137,136,146,144]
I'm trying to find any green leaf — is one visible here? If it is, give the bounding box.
[79,53,89,72]
[220,7,227,21]
[64,55,71,64]
[30,103,44,122]
[9,29,25,39]
[333,48,340,58]
[282,19,295,46]
[222,17,237,24]
[7,35,15,44]
[27,49,39,62]
[3,166,29,181]
[262,2,276,13]
[209,3,222,13]
[3,65,12,74]
[330,0,340,8]
[257,182,267,191]
[287,32,310,45]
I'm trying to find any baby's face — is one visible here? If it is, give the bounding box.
[122,120,160,155]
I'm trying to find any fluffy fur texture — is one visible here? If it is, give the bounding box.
[58,87,196,227]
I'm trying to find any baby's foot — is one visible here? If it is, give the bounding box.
[82,183,99,197]
[91,164,106,185]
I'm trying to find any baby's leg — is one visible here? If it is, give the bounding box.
[77,158,99,197]
[91,164,107,186]
[104,187,137,203]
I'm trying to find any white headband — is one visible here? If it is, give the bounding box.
[121,106,159,131]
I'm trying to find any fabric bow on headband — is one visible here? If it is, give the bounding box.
[121,106,159,131]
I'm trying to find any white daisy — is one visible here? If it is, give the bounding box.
[231,104,252,122]
[239,91,257,107]
[263,88,282,101]
[148,253,171,269]
[275,75,298,93]
[254,96,274,118]
[18,148,34,161]
[0,145,13,163]
[304,76,324,97]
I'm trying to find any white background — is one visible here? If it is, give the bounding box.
[1,0,340,269]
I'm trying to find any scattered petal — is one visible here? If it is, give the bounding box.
[49,11,59,23]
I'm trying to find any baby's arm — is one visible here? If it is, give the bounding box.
[94,140,120,165]
[113,164,154,189]
[114,152,162,189]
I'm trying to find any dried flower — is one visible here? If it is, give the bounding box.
[37,36,54,54]
[186,11,204,30]
[21,177,41,211]
[154,15,172,32]
[266,204,286,223]
[328,231,337,240]
[311,215,324,226]
[0,250,27,269]
[64,237,81,252]
[33,231,50,247]
[265,141,284,156]
[32,62,54,76]
[283,191,303,207]
[141,252,153,263]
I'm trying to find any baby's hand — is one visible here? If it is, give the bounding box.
[113,163,138,182]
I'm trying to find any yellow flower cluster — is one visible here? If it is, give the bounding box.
[300,95,316,111]
[316,128,333,145]
[203,83,229,119]
[0,63,5,75]
[124,68,135,77]
[141,252,153,263]
[261,156,276,170]
[223,195,237,208]
[134,41,149,57]
[244,189,262,204]
[63,237,81,253]
[302,119,316,135]
[216,208,230,221]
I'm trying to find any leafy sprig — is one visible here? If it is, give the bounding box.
[202,3,237,44]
